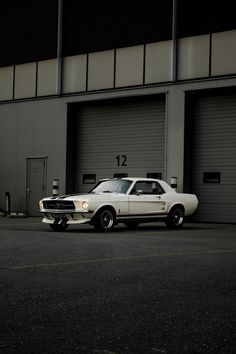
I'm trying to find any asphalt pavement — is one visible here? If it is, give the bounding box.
[0,217,236,354]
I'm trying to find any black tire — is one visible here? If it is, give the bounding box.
[93,208,115,232]
[49,223,69,232]
[124,222,139,230]
[166,206,184,228]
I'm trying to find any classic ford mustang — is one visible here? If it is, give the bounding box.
[39,177,198,231]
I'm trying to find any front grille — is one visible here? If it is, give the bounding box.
[43,200,75,210]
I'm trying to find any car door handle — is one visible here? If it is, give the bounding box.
[156,196,161,199]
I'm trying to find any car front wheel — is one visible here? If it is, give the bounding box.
[166,206,184,228]
[93,208,115,231]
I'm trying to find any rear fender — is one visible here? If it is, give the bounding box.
[168,203,185,215]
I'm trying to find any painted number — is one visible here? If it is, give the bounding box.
[116,155,127,167]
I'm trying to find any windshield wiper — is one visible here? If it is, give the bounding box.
[102,190,112,193]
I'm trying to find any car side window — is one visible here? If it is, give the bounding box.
[130,181,164,195]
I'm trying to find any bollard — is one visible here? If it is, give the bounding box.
[52,179,59,197]
[5,192,11,214]
[170,177,177,191]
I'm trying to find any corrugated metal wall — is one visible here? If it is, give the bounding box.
[71,97,166,192]
[191,93,236,222]
[0,99,67,213]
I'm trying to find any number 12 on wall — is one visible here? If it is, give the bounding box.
[116,155,127,167]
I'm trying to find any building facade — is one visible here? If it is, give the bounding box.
[0,0,236,222]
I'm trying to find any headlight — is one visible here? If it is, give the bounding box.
[74,200,89,210]
[81,201,89,210]
[39,200,44,210]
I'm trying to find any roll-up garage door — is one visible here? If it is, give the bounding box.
[71,96,165,192]
[191,93,236,223]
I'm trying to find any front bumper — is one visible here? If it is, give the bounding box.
[41,210,94,225]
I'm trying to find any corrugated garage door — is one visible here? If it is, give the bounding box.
[191,93,236,223]
[72,96,166,192]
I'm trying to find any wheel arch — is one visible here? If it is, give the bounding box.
[93,204,117,221]
[168,203,185,215]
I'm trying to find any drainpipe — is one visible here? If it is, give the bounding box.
[172,0,178,82]
[56,0,63,95]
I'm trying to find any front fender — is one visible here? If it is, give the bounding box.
[92,203,118,219]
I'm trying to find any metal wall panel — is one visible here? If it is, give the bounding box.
[0,66,13,101]
[62,54,87,93]
[37,59,58,96]
[0,98,67,213]
[14,63,36,99]
[115,46,144,88]
[178,35,210,80]
[191,93,236,222]
[71,97,166,193]
[211,30,236,76]
[145,41,173,84]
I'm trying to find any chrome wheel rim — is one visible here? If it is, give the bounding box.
[172,209,184,226]
[101,210,114,229]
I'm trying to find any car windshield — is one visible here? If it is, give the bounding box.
[91,179,132,194]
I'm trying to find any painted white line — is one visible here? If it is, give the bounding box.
[5,249,235,270]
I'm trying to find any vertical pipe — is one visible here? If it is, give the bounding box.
[56,0,63,95]
[172,0,178,82]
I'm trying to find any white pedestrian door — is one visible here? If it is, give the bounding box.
[27,158,46,216]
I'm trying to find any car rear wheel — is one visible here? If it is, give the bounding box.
[93,208,115,231]
[49,223,69,232]
[166,206,184,228]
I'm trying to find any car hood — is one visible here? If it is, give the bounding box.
[44,193,124,201]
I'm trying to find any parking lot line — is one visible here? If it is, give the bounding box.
[3,249,235,270]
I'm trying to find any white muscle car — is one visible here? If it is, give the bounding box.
[39,177,198,231]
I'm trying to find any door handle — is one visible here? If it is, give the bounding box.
[26,187,31,194]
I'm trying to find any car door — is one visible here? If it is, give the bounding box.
[128,181,165,215]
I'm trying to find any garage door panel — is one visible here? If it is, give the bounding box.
[193,185,235,199]
[72,97,165,192]
[191,93,236,223]
[79,136,164,148]
[193,173,236,186]
[194,204,236,223]
[78,152,164,169]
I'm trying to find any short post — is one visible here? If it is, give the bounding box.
[170,177,177,191]
[5,192,11,214]
[52,179,59,197]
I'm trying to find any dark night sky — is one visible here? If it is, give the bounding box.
[0,0,235,67]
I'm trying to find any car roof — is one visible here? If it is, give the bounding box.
[122,177,160,181]
[99,177,174,193]
[100,177,162,183]
[111,177,161,182]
